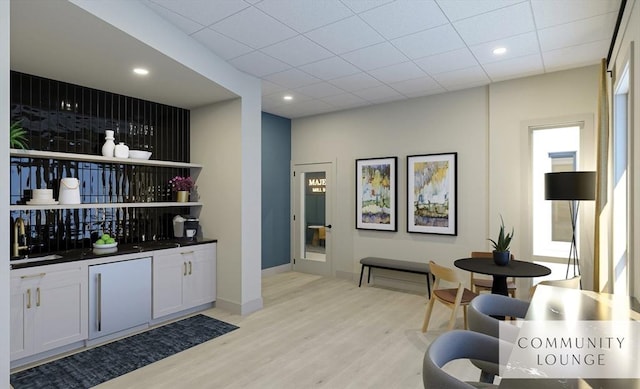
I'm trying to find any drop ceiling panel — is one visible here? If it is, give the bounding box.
[538,13,619,52]
[435,0,524,22]
[230,51,291,77]
[261,35,334,67]
[470,32,540,64]
[340,0,395,14]
[298,56,361,80]
[352,84,403,101]
[453,2,535,45]
[413,48,479,75]
[210,7,297,49]
[192,28,254,60]
[542,40,611,71]
[294,82,347,98]
[145,0,250,26]
[341,42,409,71]
[328,73,384,92]
[392,24,465,59]
[531,0,620,29]
[359,0,448,40]
[389,76,443,96]
[255,0,353,33]
[430,66,490,88]
[483,54,544,81]
[305,16,385,54]
[264,68,321,89]
[368,61,428,84]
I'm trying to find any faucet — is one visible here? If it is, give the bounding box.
[13,217,28,257]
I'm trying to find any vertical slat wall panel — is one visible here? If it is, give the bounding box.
[9,71,191,255]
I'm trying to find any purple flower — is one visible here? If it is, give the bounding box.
[169,176,195,192]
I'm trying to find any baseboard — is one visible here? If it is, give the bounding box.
[262,263,291,277]
[216,296,263,316]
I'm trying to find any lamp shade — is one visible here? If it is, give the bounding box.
[545,171,596,201]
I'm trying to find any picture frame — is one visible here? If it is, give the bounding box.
[355,157,397,231]
[407,152,457,235]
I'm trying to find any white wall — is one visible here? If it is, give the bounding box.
[293,87,490,287]
[489,65,599,290]
[1,1,10,385]
[192,99,263,314]
[293,68,600,295]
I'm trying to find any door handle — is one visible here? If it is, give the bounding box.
[97,273,102,332]
[325,224,332,229]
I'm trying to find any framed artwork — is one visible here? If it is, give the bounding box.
[355,157,397,231]
[407,152,457,235]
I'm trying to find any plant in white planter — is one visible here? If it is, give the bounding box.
[488,215,513,266]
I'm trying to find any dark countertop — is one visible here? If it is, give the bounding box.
[10,238,217,270]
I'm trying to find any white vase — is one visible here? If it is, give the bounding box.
[114,142,129,158]
[102,130,115,157]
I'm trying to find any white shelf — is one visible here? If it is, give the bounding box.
[10,202,203,211]
[10,149,202,169]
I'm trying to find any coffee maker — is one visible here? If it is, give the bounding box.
[184,216,200,239]
[173,215,200,239]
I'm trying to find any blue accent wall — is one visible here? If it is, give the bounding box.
[261,112,291,269]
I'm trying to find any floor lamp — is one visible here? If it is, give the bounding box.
[544,171,596,281]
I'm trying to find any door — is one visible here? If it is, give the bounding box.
[292,162,333,276]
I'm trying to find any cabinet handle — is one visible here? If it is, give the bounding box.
[188,261,192,275]
[36,287,41,307]
[26,288,31,309]
[183,262,188,276]
[20,272,46,279]
[97,273,102,332]
[181,251,194,255]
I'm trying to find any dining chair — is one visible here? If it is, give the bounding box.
[529,275,581,297]
[423,330,500,389]
[467,293,530,383]
[422,261,478,332]
[470,251,517,297]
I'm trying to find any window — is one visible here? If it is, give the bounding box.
[531,125,581,259]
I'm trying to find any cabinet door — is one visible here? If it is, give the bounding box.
[153,250,187,319]
[34,266,88,353]
[10,279,33,360]
[10,263,88,361]
[184,244,216,308]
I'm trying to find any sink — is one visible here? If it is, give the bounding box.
[11,254,63,265]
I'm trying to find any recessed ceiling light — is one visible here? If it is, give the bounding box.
[283,95,293,101]
[492,47,507,55]
[133,68,149,75]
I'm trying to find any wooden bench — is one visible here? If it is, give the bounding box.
[359,257,432,297]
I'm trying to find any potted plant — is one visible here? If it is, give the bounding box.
[488,215,514,266]
[169,176,195,202]
[10,121,29,149]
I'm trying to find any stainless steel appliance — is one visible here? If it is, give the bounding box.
[88,257,152,340]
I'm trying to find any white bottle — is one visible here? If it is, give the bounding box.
[114,142,129,158]
[102,130,115,157]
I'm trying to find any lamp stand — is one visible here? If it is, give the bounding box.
[566,200,582,288]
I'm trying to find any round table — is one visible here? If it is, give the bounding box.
[454,258,551,296]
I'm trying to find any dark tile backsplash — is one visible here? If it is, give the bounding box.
[10,71,193,255]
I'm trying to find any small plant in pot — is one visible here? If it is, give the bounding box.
[488,215,514,266]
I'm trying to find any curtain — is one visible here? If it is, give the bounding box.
[593,58,610,292]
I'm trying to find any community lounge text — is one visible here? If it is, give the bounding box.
[517,336,625,366]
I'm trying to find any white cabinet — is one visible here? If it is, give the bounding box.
[153,243,216,319]
[10,262,88,361]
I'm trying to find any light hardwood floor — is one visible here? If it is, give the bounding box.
[95,271,480,388]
